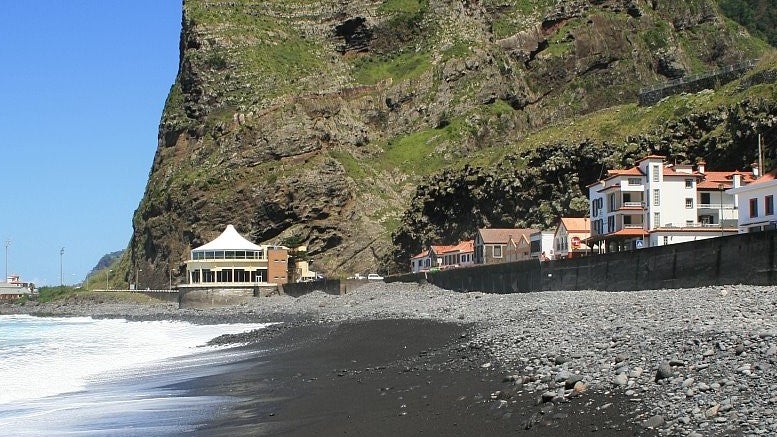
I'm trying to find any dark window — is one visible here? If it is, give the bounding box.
[767,195,774,216]
[701,192,711,205]
[750,198,759,218]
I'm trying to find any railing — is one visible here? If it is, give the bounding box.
[698,204,735,210]
[623,201,644,208]
[623,224,645,229]
[93,289,178,293]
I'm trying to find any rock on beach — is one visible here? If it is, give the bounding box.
[4,282,777,435]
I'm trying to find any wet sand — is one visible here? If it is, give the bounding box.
[182,319,647,436]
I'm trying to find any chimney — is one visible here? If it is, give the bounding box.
[733,173,742,188]
[697,160,706,174]
[752,162,760,178]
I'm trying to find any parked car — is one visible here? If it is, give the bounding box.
[367,273,384,281]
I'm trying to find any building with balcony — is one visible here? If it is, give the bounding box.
[587,156,755,253]
[728,168,777,233]
[183,224,289,288]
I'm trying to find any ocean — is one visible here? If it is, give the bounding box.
[0,314,268,436]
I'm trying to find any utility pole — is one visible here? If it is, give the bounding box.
[758,134,764,179]
[4,239,9,283]
[60,247,65,286]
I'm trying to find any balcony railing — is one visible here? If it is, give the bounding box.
[698,204,735,210]
[623,201,644,208]
[623,224,645,229]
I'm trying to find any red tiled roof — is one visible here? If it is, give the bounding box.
[750,168,777,185]
[697,170,756,189]
[560,217,590,233]
[478,228,534,244]
[636,155,666,163]
[438,240,474,255]
[610,228,648,237]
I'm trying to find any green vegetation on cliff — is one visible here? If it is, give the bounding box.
[123,0,777,286]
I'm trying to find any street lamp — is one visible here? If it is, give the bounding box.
[60,247,65,286]
[106,269,112,290]
[169,269,173,290]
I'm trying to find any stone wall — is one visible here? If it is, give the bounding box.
[638,60,757,106]
[388,230,777,293]
[281,279,342,297]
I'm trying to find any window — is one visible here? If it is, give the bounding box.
[685,198,694,208]
[663,236,669,245]
[607,216,615,233]
[653,212,660,228]
[750,198,759,218]
[628,178,641,185]
[685,179,693,188]
[493,245,502,258]
[767,195,774,216]
[652,164,660,182]
[700,192,711,206]
[653,189,660,206]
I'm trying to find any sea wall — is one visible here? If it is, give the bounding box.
[178,285,278,308]
[281,279,342,297]
[388,230,777,293]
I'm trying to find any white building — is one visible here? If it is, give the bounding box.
[410,241,474,272]
[587,156,755,252]
[728,168,777,233]
[530,230,555,260]
[553,217,591,259]
[183,225,289,287]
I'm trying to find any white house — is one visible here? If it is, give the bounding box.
[529,230,555,260]
[183,225,290,287]
[587,156,755,252]
[728,168,777,233]
[553,217,591,259]
[410,240,475,272]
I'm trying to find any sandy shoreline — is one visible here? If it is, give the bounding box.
[4,282,776,435]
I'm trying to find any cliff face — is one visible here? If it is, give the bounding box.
[122,0,773,286]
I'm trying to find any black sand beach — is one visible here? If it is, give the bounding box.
[184,319,645,436]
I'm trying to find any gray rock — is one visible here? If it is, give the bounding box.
[655,362,673,382]
[564,374,583,389]
[641,414,665,429]
[613,373,628,386]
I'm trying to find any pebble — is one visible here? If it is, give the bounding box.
[9,281,777,436]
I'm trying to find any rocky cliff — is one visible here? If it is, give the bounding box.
[118,0,774,286]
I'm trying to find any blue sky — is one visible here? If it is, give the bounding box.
[0,2,182,286]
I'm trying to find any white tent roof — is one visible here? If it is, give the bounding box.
[192,225,263,252]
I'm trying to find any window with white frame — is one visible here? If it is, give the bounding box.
[493,245,502,258]
[653,189,660,206]
[652,164,660,182]
[653,212,660,228]
[628,178,641,185]
[685,198,693,208]
[685,179,693,188]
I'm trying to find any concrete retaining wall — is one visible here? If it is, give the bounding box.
[388,230,777,293]
[178,285,277,308]
[638,60,756,106]
[281,279,342,297]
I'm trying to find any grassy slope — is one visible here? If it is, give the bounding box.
[146,0,776,267]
